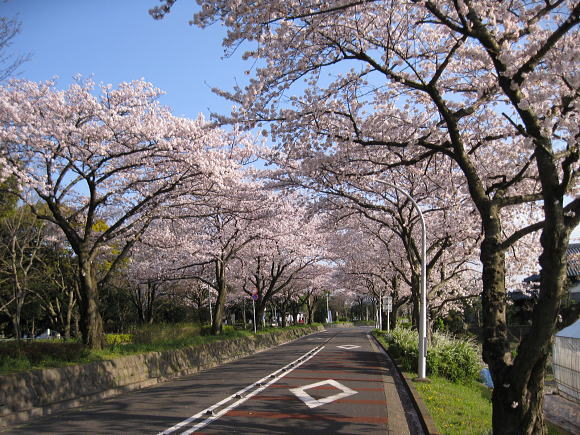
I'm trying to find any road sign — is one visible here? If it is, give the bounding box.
[251,292,258,301]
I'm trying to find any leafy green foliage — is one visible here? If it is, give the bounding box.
[428,333,481,382]
[0,340,89,373]
[375,328,481,383]
[0,323,320,374]
[0,175,18,218]
[105,334,133,346]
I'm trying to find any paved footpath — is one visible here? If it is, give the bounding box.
[6,327,423,434]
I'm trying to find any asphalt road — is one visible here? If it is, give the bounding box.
[7,327,420,434]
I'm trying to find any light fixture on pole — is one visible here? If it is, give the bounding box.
[373,178,428,380]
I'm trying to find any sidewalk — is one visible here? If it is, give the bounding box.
[369,333,437,435]
[544,392,579,435]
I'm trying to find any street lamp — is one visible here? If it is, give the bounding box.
[326,291,331,323]
[373,178,428,380]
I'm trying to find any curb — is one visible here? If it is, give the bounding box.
[371,333,441,435]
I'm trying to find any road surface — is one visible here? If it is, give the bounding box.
[7,327,422,434]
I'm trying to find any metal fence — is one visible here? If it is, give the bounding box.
[553,334,580,404]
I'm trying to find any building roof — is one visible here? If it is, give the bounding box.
[555,318,580,339]
[568,243,580,277]
[522,243,580,283]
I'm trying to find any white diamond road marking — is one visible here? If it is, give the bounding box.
[337,345,360,349]
[290,379,358,409]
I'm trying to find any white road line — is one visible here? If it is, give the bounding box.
[159,345,325,435]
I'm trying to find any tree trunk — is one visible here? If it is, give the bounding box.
[77,259,104,349]
[280,309,288,327]
[305,295,315,324]
[64,287,75,340]
[478,210,554,434]
[255,303,266,329]
[211,261,227,335]
[11,312,21,340]
[491,198,572,433]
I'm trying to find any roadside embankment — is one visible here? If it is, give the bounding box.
[0,325,323,429]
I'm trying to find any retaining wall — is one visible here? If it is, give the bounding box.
[0,325,323,428]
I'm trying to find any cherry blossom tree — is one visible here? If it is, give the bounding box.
[234,193,329,326]
[317,165,484,335]
[330,218,412,327]
[0,78,240,348]
[292,264,333,324]
[152,2,579,430]
[136,174,272,334]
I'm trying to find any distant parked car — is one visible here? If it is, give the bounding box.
[35,329,61,339]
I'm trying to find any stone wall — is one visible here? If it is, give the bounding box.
[0,326,323,428]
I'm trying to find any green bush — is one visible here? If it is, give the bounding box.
[376,328,480,383]
[381,327,419,372]
[428,333,480,382]
[0,355,32,372]
[222,325,235,334]
[105,334,132,346]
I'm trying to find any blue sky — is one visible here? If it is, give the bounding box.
[1,0,242,119]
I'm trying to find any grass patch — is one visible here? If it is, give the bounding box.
[409,374,492,434]
[0,323,320,375]
[410,375,564,435]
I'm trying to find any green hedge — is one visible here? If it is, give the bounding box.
[375,328,480,383]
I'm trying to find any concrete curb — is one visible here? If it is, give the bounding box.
[371,333,441,435]
[0,326,323,429]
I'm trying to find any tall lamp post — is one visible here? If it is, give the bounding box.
[326,291,331,323]
[373,178,428,380]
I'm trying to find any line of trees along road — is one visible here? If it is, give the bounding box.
[0,2,577,433]
[151,1,579,433]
